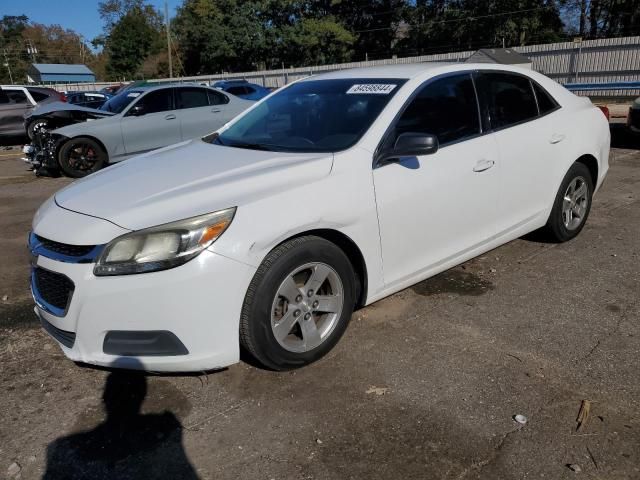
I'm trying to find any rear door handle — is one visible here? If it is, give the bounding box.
[473,159,495,173]
[549,133,566,144]
[211,108,222,113]
[164,114,176,120]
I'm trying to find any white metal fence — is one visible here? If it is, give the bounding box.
[44,36,640,97]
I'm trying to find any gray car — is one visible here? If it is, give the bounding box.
[48,84,254,177]
[0,85,64,143]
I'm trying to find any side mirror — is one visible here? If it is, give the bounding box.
[128,104,145,116]
[377,132,439,166]
[393,132,438,157]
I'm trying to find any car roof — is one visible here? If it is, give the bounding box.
[306,63,456,81]
[130,83,217,93]
[302,62,549,82]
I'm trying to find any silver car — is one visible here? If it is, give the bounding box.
[48,84,254,177]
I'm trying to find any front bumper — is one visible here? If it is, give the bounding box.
[32,249,256,372]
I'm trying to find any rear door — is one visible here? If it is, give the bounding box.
[120,88,182,155]
[475,72,563,232]
[0,88,33,137]
[175,86,227,139]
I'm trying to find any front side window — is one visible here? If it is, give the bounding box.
[176,87,209,109]
[133,89,173,115]
[213,78,406,152]
[393,73,480,146]
[479,72,538,129]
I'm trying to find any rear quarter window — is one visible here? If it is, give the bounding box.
[532,82,559,115]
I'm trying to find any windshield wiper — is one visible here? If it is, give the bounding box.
[224,141,275,151]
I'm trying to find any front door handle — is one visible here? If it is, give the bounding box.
[164,114,176,120]
[473,159,495,173]
[549,133,566,144]
[211,108,222,113]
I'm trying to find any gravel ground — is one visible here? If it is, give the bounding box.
[0,130,638,480]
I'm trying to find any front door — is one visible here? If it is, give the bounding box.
[120,88,183,156]
[373,73,501,287]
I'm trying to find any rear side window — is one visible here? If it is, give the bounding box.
[176,87,209,109]
[134,89,173,114]
[532,82,559,115]
[226,86,248,96]
[28,90,49,102]
[6,90,28,104]
[394,73,480,146]
[479,73,538,129]
[208,90,229,105]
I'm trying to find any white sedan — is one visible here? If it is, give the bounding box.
[30,63,610,372]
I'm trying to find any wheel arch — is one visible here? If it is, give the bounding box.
[279,228,368,309]
[56,134,110,164]
[575,153,599,186]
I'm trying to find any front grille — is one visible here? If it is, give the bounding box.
[35,235,95,257]
[33,268,74,312]
[40,317,76,348]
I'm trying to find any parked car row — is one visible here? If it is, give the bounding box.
[22,83,255,177]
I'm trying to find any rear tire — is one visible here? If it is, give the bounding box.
[58,137,107,178]
[240,236,356,370]
[544,162,594,242]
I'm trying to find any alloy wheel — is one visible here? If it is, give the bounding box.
[270,262,344,353]
[562,176,589,231]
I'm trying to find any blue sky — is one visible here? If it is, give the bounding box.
[3,0,182,43]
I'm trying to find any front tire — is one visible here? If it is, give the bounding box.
[27,119,48,140]
[240,236,356,370]
[58,137,107,178]
[545,162,594,242]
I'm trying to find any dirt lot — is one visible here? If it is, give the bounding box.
[0,130,639,480]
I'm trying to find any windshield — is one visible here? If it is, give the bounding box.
[100,90,143,113]
[213,78,406,152]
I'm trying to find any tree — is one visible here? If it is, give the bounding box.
[398,0,564,55]
[173,0,354,74]
[97,0,164,80]
[0,15,29,83]
[561,0,640,38]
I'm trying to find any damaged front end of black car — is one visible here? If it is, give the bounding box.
[22,102,113,177]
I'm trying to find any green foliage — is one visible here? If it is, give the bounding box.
[98,0,164,80]
[173,0,355,75]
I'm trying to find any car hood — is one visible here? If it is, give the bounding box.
[25,101,114,120]
[55,139,333,230]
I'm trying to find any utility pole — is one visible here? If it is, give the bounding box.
[26,39,37,63]
[3,49,13,84]
[165,1,173,78]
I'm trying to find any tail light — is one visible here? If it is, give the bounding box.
[59,92,67,102]
[597,105,610,121]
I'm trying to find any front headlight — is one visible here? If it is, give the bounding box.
[94,208,236,276]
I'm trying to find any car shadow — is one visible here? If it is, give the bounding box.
[42,359,199,480]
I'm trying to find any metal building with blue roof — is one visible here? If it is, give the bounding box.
[27,64,96,84]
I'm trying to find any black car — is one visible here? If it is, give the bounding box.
[66,91,112,109]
